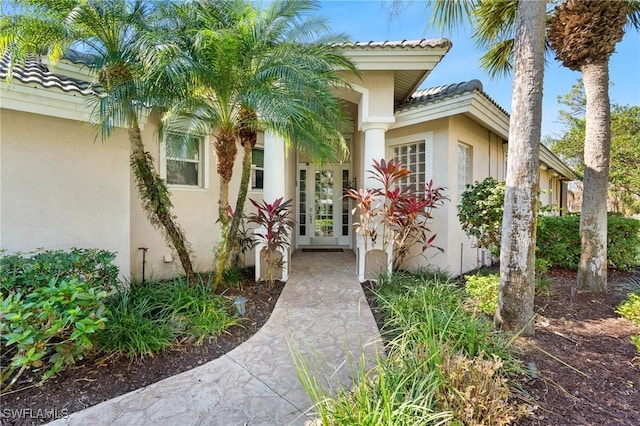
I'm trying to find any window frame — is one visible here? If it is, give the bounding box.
[386,132,434,191]
[457,142,472,201]
[250,146,264,191]
[160,133,209,190]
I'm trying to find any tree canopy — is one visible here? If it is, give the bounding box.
[550,81,640,214]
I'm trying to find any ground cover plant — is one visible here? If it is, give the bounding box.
[0,249,117,393]
[97,277,239,359]
[297,271,527,425]
[0,248,239,397]
[1,259,282,423]
[616,277,640,352]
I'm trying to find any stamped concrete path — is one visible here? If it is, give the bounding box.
[50,250,383,426]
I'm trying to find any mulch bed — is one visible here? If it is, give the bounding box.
[515,268,640,426]
[2,267,639,426]
[1,279,284,426]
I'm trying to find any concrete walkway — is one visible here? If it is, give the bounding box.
[50,251,382,426]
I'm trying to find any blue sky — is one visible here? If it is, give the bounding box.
[318,0,640,138]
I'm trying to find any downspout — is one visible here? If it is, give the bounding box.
[488,130,491,178]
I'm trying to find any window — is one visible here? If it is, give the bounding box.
[251,147,264,190]
[164,133,207,188]
[458,143,472,199]
[392,141,426,190]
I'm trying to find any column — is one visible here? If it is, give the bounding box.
[356,122,393,282]
[361,122,388,190]
[255,130,289,282]
[263,129,286,203]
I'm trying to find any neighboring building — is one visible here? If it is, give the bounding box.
[0,39,575,280]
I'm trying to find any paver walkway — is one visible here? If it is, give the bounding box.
[50,250,382,426]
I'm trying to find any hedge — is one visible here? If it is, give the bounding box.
[536,215,640,270]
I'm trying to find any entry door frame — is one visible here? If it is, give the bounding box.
[296,163,352,248]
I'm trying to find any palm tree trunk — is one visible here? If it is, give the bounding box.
[128,112,196,282]
[212,130,238,290]
[578,62,610,292]
[496,0,546,337]
[227,141,253,264]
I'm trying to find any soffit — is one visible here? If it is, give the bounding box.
[333,39,452,106]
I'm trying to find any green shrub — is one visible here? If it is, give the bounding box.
[464,274,499,316]
[0,248,118,294]
[457,177,506,254]
[1,249,116,393]
[607,216,640,269]
[616,280,640,353]
[536,215,640,269]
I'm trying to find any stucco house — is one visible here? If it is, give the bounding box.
[0,39,575,281]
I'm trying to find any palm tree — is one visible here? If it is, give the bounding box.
[423,0,546,335]
[548,0,640,292]
[1,0,196,280]
[151,0,357,289]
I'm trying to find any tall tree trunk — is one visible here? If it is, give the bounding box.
[128,113,196,282]
[227,108,258,265]
[212,130,238,290]
[578,62,610,292]
[496,0,546,337]
[227,141,253,264]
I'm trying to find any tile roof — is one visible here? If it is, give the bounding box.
[332,38,452,50]
[0,53,95,95]
[398,79,508,116]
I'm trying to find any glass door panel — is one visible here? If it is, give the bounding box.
[314,170,334,237]
[297,164,350,247]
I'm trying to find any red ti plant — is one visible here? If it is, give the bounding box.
[344,159,448,270]
[245,197,294,285]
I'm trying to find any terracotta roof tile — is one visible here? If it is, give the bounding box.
[332,38,452,50]
[398,79,508,116]
[0,53,95,95]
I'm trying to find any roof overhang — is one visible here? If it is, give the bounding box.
[393,90,509,139]
[393,90,577,181]
[334,39,452,106]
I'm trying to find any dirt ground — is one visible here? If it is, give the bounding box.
[1,279,284,426]
[2,268,638,426]
[515,268,640,426]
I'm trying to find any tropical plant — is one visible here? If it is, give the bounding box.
[344,159,448,270]
[548,0,640,292]
[296,272,526,425]
[148,0,357,290]
[97,277,239,358]
[245,197,295,287]
[1,0,196,280]
[457,177,506,256]
[1,249,116,393]
[616,277,640,352]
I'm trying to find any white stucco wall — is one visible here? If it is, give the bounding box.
[387,114,508,277]
[129,114,267,280]
[0,108,131,276]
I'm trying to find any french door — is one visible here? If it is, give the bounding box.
[297,164,351,247]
